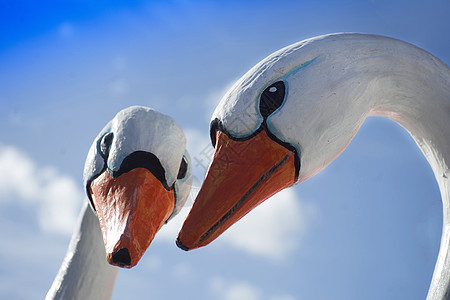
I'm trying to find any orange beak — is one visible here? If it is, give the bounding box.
[89,167,174,268]
[177,129,297,250]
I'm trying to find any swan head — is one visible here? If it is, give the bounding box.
[84,106,192,268]
[177,33,375,250]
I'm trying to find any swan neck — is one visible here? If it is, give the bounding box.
[46,202,118,300]
[367,48,450,209]
[365,42,450,300]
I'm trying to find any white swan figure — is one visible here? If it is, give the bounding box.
[176,33,450,299]
[47,106,192,299]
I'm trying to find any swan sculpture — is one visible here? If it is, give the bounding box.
[47,106,192,299]
[176,33,450,299]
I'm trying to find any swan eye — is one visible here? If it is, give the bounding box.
[259,81,286,119]
[177,157,188,179]
[99,132,114,159]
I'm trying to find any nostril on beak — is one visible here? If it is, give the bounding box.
[111,248,131,267]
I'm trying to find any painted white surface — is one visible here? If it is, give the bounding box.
[84,106,189,194]
[47,106,192,299]
[213,33,450,299]
[84,106,192,220]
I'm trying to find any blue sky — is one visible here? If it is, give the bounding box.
[0,0,449,299]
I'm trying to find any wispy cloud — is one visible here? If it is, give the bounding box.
[171,261,193,281]
[109,78,129,95]
[0,143,82,236]
[157,185,317,261]
[210,277,262,300]
[218,188,317,261]
[209,276,296,300]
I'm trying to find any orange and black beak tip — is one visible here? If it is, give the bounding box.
[108,248,133,268]
[175,237,190,251]
[176,233,213,251]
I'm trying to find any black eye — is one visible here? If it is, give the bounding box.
[259,81,286,119]
[99,132,114,159]
[177,156,188,179]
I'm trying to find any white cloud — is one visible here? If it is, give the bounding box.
[209,277,296,300]
[0,144,82,236]
[110,78,129,95]
[171,261,193,281]
[143,255,162,271]
[210,277,262,300]
[156,185,317,262]
[218,188,317,261]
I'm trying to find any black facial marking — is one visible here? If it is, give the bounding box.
[86,132,114,212]
[259,81,286,119]
[177,157,188,179]
[209,118,221,148]
[100,132,114,159]
[86,150,174,213]
[108,151,171,190]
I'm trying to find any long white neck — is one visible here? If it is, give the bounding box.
[359,38,450,299]
[46,202,118,300]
